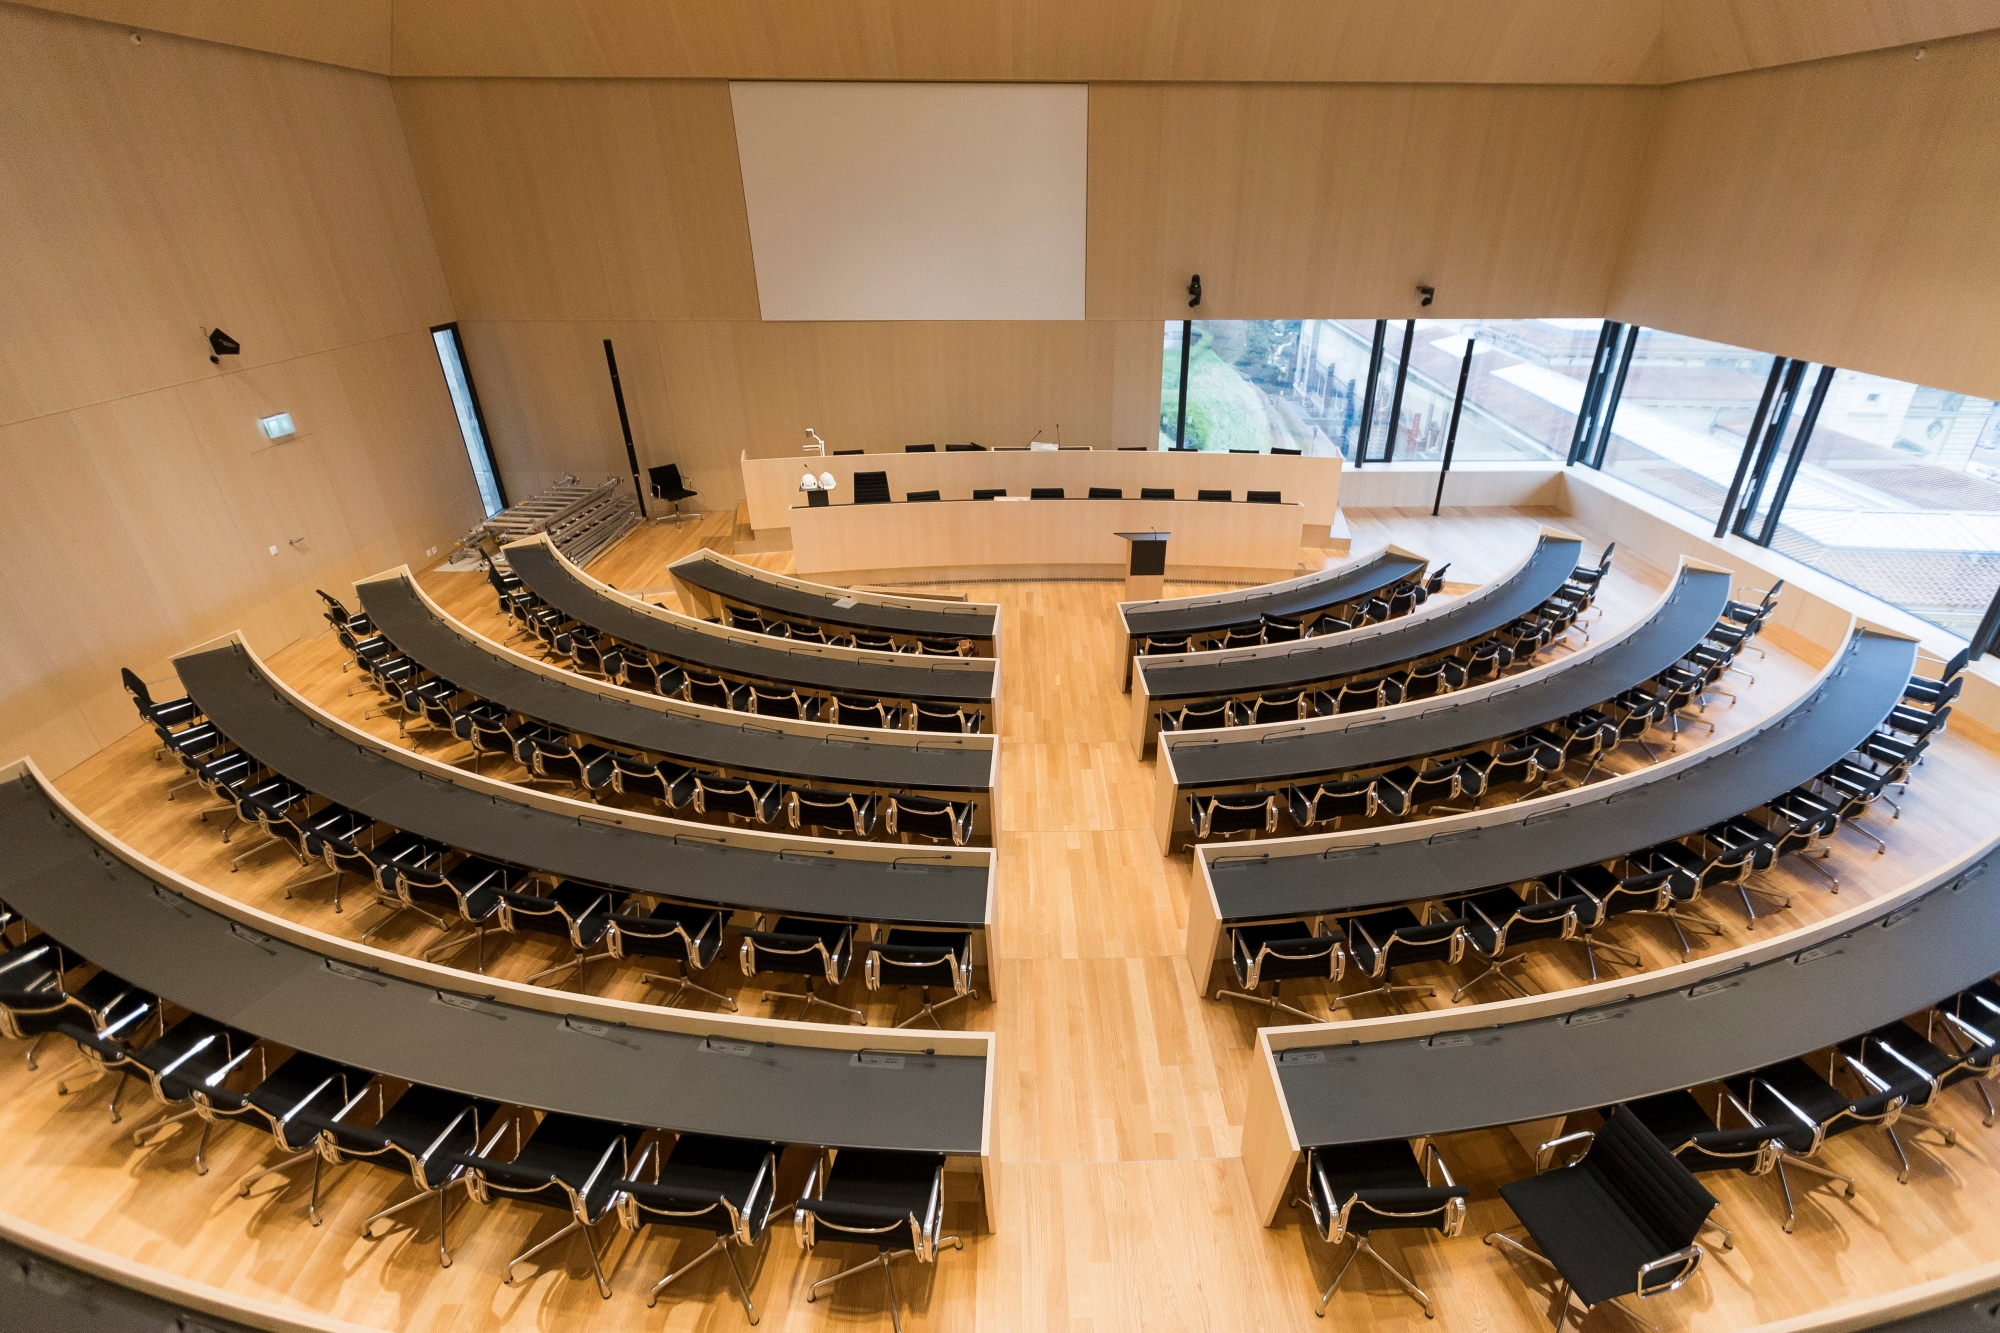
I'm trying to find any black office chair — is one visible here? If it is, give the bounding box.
[617,1134,781,1321]
[1160,699,1231,733]
[1190,791,1278,839]
[1619,1091,1777,1245]
[1487,1105,1712,1332]
[972,488,1006,500]
[1030,487,1065,499]
[121,667,199,738]
[1840,1021,1977,1173]
[1197,488,1232,502]
[125,1014,256,1175]
[1342,907,1465,1009]
[884,795,974,845]
[945,443,984,451]
[609,753,697,809]
[379,850,515,972]
[906,489,942,502]
[797,1149,962,1333]
[1286,778,1377,831]
[1903,648,1970,710]
[1088,486,1123,499]
[1230,691,1311,725]
[648,464,698,524]
[497,880,624,991]
[829,695,904,729]
[466,1111,640,1299]
[683,670,745,710]
[225,1053,375,1225]
[1726,1051,1907,1230]
[1297,1138,1468,1318]
[321,1082,499,1266]
[1136,634,1190,657]
[741,917,859,1021]
[905,443,937,452]
[1246,489,1282,503]
[1214,921,1342,1023]
[853,471,893,504]
[1938,983,2000,1125]
[746,684,818,721]
[1140,487,1175,500]
[866,929,977,1027]
[1451,886,1579,1002]
[786,787,881,837]
[693,775,779,825]
[608,901,734,1010]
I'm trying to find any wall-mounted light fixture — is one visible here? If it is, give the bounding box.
[1417,285,1436,307]
[1187,274,1202,309]
[257,412,296,441]
[207,328,240,364]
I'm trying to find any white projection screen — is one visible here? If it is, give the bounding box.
[729,82,1087,322]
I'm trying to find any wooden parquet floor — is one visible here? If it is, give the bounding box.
[4,507,2000,1331]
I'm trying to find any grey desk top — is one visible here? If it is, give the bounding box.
[1168,564,1732,787]
[0,772,988,1154]
[1137,533,1583,702]
[1121,547,1427,639]
[508,540,995,704]
[1207,626,1918,922]
[671,552,998,640]
[1276,842,1999,1147]
[174,643,990,927]
[358,574,991,793]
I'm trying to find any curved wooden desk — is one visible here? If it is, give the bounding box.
[669,549,1000,648]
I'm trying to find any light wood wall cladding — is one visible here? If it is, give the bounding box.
[14,0,392,72]
[1657,0,2000,82]
[0,6,452,426]
[457,317,1166,514]
[390,78,761,323]
[0,6,478,775]
[1085,82,1660,320]
[1611,28,2000,402]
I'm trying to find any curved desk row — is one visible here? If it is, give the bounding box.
[1186,623,1917,981]
[505,534,996,706]
[669,549,999,647]
[1153,559,1735,850]
[1115,544,1430,691]
[1131,529,1586,756]
[0,760,994,1166]
[173,639,995,936]
[1239,830,2000,1222]
[357,570,997,806]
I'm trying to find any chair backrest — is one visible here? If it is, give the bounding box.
[945,443,983,452]
[647,464,684,494]
[1588,1104,1715,1255]
[1194,793,1274,837]
[905,443,936,452]
[1088,486,1122,499]
[1245,489,1282,504]
[120,667,156,714]
[1030,487,1064,499]
[852,471,892,504]
[906,490,941,502]
[1140,487,1175,500]
[972,488,1006,500]
[1197,489,1232,502]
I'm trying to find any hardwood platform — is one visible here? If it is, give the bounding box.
[3,506,1997,1332]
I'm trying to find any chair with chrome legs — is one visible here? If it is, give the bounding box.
[1839,1022,1985,1173]
[865,930,977,1028]
[796,1149,962,1333]
[1450,886,1580,1002]
[466,1111,639,1299]
[369,845,514,971]
[884,795,975,845]
[126,1015,257,1175]
[497,880,626,991]
[1724,1051,1905,1230]
[1190,791,1278,840]
[1616,1089,1777,1252]
[1763,789,1842,888]
[693,775,780,825]
[1486,1104,1712,1333]
[741,917,859,1022]
[1555,863,1664,976]
[828,696,904,729]
[608,902,735,1010]
[321,1082,499,1266]
[911,701,983,733]
[617,1134,781,1322]
[1286,778,1378,832]
[224,1053,374,1225]
[1340,907,1466,1010]
[54,991,168,1122]
[1295,1138,1468,1319]
[524,734,618,798]
[122,667,200,743]
[747,685,818,721]
[1936,982,2000,1125]
[2,947,148,1076]
[610,753,698,810]
[1160,699,1232,733]
[786,787,880,838]
[1213,921,1343,1023]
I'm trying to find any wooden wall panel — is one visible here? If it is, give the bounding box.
[0,6,477,775]
[15,0,392,73]
[1611,28,2000,401]
[385,0,1664,84]
[392,79,761,323]
[1659,0,2000,82]
[1085,82,1659,320]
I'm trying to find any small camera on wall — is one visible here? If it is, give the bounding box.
[1417,285,1436,308]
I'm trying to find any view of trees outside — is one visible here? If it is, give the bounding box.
[1158,319,1601,459]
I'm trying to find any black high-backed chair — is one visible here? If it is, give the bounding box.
[741,917,859,1021]
[1190,792,1278,839]
[607,901,734,1010]
[1197,488,1232,502]
[1140,487,1175,500]
[853,471,893,505]
[1725,1052,1906,1230]
[1286,778,1377,832]
[610,754,698,810]
[1213,921,1343,1023]
[865,929,977,1028]
[972,488,1006,500]
[1486,1105,1713,1332]
[1030,487,1065,499]
[1246,489,1282,503]
[1297,1138,1468,1319]
[1451,887,1579,1002]
[617,1133,781,1322]
[797,1149,962,1332]
[693,775,779,825]
[1088,486,1123,499]
[466,1111,639,1299]
[225,1053,375,1224]
[786,787,880,837]
[648,464,698,524]
[911,701,983,734]
[884,795,975,845]
[906,489,941,502]
[322,1083,499,1267]
[496,880,624,991]
[1342,908,1465,1009]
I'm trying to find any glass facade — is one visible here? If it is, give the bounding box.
[1597,329,1778,525]
[431,324,506,518]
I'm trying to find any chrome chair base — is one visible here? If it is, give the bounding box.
[233,1147,328,1225]
[1483,1230,1659,1333]
[806,1239,962,1333]
[1634,905,1725,958]
[1312,1233,1434,1319]
[1733,879,1793,929]
[1452,953,1534,1004]
[1791,848,1840,889]
[503,1212,615,1299]
[642,967,738,1011]
[365,1179,464,1267]
[1575,935,1645,982]
[1337,980,1435,1011]
[1840,819,1889,854]
[762,980,862,1022]
[894,986,976,1029]
[649,1233,759,1323]
[527,945,613,992]
[1771,1152,1857,1233]
[359,895,451,944]
[1216,983,1322,1025]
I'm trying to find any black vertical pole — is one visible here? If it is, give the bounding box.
[1715,359,1786,538]
[1355,320,1387,466]
[1565,321,1617,465]
[1381,319,1417,464]
[603,339,646,514]
[1756,363,1833,547]
[1734,358,1806,539]
[1587,325,1639,468]
[1431,337,1476,517]
[1969,583,2000,661]
[1174,320,1193,450]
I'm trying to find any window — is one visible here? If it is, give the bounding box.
[431,322,506,518]
[1759,369,2000,638]
[1378,319,1600,463]
[1156,320,1331,454]
[1595,329,1779,525]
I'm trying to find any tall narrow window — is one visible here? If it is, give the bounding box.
[431,322,506,518]
[1594,328,1778,526]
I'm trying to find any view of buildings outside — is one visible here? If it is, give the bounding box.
[1598,329,1780,524]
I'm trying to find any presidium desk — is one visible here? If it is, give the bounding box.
[738,448,1343,584]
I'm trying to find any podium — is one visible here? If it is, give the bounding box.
[1116,531,1170,602]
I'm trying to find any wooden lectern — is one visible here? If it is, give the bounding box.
[1116,530,1170,602]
